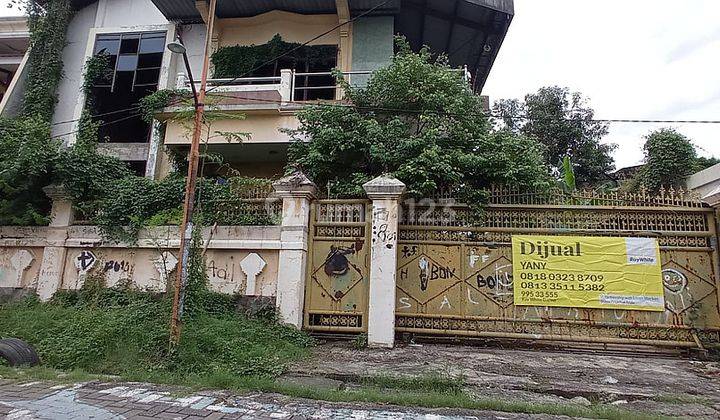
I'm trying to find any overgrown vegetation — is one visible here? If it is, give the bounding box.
[0,1,275,239]
[0,246,312,379]
[287,38,551,201]
[632,128,708,192]
[212,34,336,79]
[0,0,72,225]
[494,86,616,186]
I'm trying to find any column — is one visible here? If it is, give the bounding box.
[280,69,293,103]
[363,176,406,348]
[273,171,317,328]
[36,185,74,301]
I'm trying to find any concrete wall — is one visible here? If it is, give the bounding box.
[687,163,720,199]
[164,113,300,145]
[218,11,340,48]
[351,16,394,87]
[0,225,281,297]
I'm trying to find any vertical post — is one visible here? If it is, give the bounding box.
[36,185,75,301]
[273,171,317,328]
[170,0,217,347]
[280,69,292,103]
[702,188,720,290]
[363,176,405,348]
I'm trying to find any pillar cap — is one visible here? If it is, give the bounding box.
[43,184,71,200]
[273,170,317,199]
[363,175,406,199]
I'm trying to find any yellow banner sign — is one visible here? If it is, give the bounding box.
[512,235,664,311]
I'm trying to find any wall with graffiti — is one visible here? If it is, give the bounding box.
[0,226,281,299]
[59,248,278,295]
[396,244,720,330]
[0,247,45,289]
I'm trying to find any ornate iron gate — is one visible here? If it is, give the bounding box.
[304,200,371,333]
[396,187,720,347]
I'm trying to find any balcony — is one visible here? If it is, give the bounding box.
[168,69,376,111]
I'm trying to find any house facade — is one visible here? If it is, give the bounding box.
[2,0,513,180]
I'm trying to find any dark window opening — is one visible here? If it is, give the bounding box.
[211,35,338,101]
[125,160,147,177]
[91,31,166,143]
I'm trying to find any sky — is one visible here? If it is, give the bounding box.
[2,1,718,169]
[483,0,720,169]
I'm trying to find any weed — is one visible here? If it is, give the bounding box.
[651,393,713,406]
[352,333,368,349]
[0,286,312,382]
[359,373,464,394]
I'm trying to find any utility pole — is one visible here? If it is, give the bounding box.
[170,0,217,347]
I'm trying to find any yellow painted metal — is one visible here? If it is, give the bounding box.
[396,192,720,347]
[304,200,371,333]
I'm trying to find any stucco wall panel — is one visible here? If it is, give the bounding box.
[0,247,44,288]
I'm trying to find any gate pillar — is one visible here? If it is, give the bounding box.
[273,171,317,328]
[37,185,74,301]
[363,176,406,347]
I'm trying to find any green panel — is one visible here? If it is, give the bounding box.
[351,16,394,87]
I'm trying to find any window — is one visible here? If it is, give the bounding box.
[91,31,166,143]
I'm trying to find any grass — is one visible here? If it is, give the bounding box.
[651,393,713,406]
[0,282,313,382]
[0,284,672,419]
[0,366,670,420]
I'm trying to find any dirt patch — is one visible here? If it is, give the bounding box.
[289,341,720,418]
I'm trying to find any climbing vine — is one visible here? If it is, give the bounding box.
[211,34,337,78]
[0,0,72,225]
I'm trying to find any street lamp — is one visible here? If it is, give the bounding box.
[167,40,198,107]
[166,0,218,348]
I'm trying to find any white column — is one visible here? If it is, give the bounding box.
[363,176,406,348]
[280,69,293,103]
[36,185,74,301]
[273,171,317,328]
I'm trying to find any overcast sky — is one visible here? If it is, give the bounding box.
[2,1,719,169]
[483,0,720,169]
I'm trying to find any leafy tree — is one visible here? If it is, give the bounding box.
[695,156,720,171]
[636,128,698,191]
[493,86,616,185]
[287,39,550,201]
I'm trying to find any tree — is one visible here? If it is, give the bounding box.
[636,128,698,191]
[286,39,550,201]
[493,86,616,185]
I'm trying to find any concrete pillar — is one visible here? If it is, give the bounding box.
[273,171,317,328]
[280,69,293,103]
[36,185,74,301]
[363,176,406,348]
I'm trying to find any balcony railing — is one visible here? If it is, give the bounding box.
[174,66,472,105]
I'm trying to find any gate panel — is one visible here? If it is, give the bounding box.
[304,200,370,333]
[396,190,720,347]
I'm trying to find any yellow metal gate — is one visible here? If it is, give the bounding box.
[396,187,720,347]
[304,200,371,333]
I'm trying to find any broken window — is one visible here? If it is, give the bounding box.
[91,31,166,143]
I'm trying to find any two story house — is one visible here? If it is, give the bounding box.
[3,0,513,179]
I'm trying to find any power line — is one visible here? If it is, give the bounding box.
[205,92,720,124]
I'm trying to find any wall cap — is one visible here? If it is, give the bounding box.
[702,186,720,207]
[363,176,406,199]
[43,184,71,200]
[273,170,317,199]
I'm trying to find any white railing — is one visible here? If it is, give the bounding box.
[174,66,471,104]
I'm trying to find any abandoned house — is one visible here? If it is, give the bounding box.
[0,0,513,179]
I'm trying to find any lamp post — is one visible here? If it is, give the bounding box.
[167,0,217,348]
